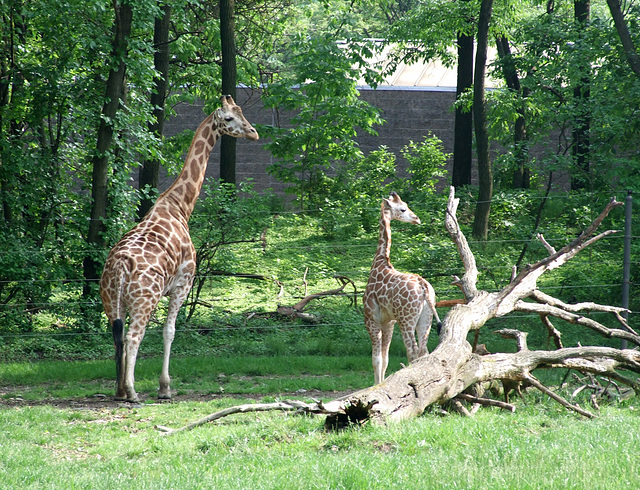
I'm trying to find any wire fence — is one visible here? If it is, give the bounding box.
[1,191,638,342]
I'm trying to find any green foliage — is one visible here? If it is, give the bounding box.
[316,134,448,239]
[0,0,295,335]
[187,180,273,321]
[485,2,640,192]
[400,133,449,196]
[260,32,384,209]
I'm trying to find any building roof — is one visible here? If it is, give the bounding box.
[342,41,500,92]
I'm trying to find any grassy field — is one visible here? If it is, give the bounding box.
[1,355,640,489]
[1,192,637,487]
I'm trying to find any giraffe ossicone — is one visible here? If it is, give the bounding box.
[363,191,442,385]
[100,95,258,402]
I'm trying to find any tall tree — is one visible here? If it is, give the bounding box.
[472,0,494,240]
[496,34,530,189]
[83,1,133,297]
[571,0,590,190]
[219,0,237,184]
[137,4,172,220]
[452,27,474,188]
[606,0,640,77]
[0,0,27,224]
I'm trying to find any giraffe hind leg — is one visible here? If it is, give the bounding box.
[379,322,394,384]
[415,306,433,358]
[158,289,190,399]
[112,319,127,400]
[366,317,384,385]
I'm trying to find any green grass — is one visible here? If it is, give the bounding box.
[0,354,377,401]
[0,192,637,487]
[1,392,639,488]
[2,353,640,489]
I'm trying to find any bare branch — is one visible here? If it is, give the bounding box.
[536,233,556,254]
[455,393,516,412]
[445,187,478,299]
[524,374,596,418]
[514,300,640,346]
[289,275,358,312]
[530,290,635,333]
[157,399,343,435]
[494,328,529,351]
[540,315,564,349]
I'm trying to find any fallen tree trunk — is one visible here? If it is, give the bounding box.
[160,187,639,433]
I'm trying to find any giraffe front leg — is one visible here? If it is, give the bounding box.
[158,289,189,399]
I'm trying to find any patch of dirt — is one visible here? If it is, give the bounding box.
[0,390,353,411]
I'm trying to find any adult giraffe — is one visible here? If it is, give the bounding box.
[100,95,258,402]
[363,192,442,385]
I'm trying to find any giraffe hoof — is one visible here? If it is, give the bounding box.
[158,388,172,400]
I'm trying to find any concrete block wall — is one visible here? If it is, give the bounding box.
[159,87,463,197]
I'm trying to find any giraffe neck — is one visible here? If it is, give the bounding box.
[373,207,393,270]
[152,114,220,222]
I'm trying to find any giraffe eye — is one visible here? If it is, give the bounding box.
[400,208,407,213]
[224,116,233,122]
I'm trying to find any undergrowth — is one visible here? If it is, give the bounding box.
[0,189,636,363]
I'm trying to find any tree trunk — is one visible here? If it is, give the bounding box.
[472,0,494,240]
[452,29,473,188]
[220,0,237,184]
[0,2,27,224]
[571,0,591,191]
[83,1,133,297]
[138,4,171,220]
[496,35,530,189]
[606,0,640,77]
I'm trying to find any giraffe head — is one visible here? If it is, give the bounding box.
[383,191,421,225]
[214,95,259,141]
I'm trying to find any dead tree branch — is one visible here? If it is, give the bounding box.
[523,374,596,418]
[156,399,337,435]
[275,275,358,322]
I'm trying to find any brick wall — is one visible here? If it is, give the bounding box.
[159,87,463,196]
[159,87,562,197]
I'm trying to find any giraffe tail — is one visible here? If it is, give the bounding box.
[435,309,443,336]
[421,277,443,335]
[113,318,124,382]
[433,299,443,334]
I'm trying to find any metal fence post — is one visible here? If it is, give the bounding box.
[621,190,632,350]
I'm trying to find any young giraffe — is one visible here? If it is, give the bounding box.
[363,192,442,385]
[100,95,258,402]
